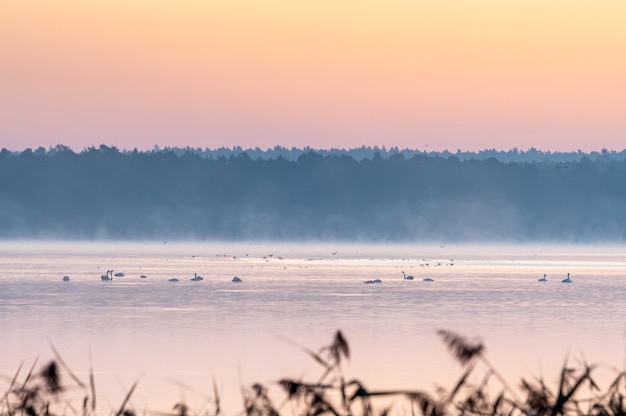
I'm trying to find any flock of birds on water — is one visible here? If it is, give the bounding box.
[61,271,244,283]
[60,270,573,284]
[363,272,573,284]
[56,249,575,284]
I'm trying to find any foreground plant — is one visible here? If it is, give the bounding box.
[246,330,626,416]
[1,331,625,416]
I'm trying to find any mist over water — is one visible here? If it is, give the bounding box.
[1,241,625,413]
[3,147,626,242]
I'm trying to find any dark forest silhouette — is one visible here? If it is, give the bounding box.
[1,145,625,241]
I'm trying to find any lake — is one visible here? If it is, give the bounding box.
[0,241,625,414]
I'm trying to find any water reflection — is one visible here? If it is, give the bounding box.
[0,242,625,413]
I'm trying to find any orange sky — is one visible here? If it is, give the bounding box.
[1,0,624,151]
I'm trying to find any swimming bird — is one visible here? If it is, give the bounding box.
[364,279,382,284]
[401,271,414,280]
[232,276,243,283]
[114,272,125,277]
[423,277,434,282]
[562,273,572,283]
[62,275,70,282]
[169,278,179,282]
[140,275,147,279]
[101,270,113,281]
[538,274,547,282]
[190,273,204,281]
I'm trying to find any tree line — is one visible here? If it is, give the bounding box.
[1,145,625,241]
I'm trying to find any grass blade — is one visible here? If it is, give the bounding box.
[115,380,138,416]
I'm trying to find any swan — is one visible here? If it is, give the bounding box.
[364,279,382,284]
[62,275,70,282]
[562,273,572,283]
[168,278,179,282]
[538,274,547,282]
[423,277,434,282]
[114,272,125,277]
[190,273,204,281]
[101,270,113,281]
[140,275,147,279]
[232,276,243,283]
[401,271,414,280]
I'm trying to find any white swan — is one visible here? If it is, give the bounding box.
[423,277,434,282]
[538,274,547,282]
[364,279,382,284]
[232,276,243,283]
[190,273,204,281]
[401,271,414,280]
[62,275,70,282]
[562,273,572,283]
[140,275,147,279]
[114,272,125,277]
[101,270,113,281]
[169,278,179,282]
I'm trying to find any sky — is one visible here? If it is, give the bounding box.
[1,0,625,152]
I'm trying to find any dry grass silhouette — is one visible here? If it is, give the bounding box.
[1,330,625,416]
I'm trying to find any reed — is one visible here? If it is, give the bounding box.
[1,330,624,416]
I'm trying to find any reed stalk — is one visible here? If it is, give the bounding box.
[1,330,624,416]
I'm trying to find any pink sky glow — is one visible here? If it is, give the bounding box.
[1,1,624,152]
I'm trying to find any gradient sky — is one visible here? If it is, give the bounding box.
[1,0,625,152]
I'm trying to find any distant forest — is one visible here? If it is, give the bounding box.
[1,144,626,241]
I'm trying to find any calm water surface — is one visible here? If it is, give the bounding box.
[1,242,625,414]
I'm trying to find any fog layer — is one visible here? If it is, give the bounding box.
[1,145,624,242]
